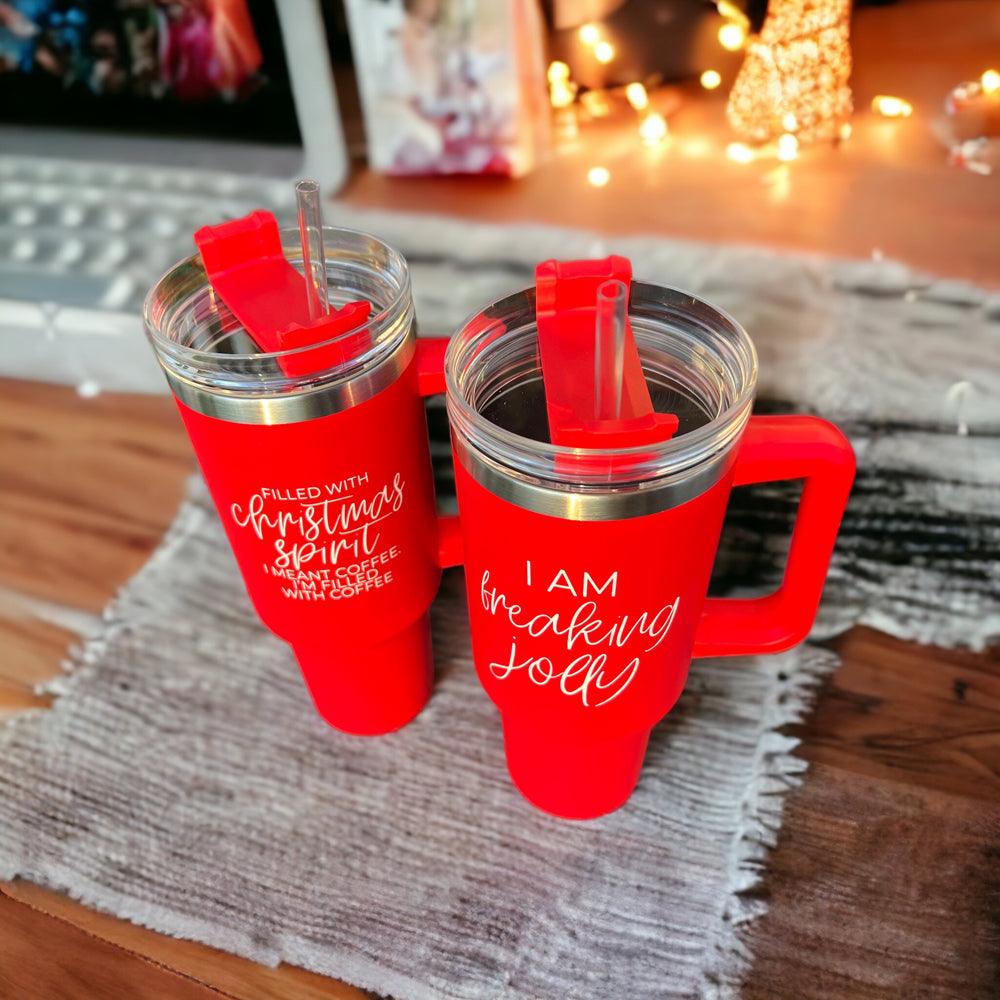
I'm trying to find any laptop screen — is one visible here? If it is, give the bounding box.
[0,0,301,145]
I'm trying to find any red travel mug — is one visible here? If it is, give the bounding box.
[445,278,855,818]
[145,226,459,735]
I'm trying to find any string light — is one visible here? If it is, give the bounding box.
[639,112,668,146]
[547,61,570,85]
[718,22,746,51]
[981,69,1000,95]
[594,41,615,64]
[764,164,792,201]
[554,113,578,140]
[726,142,754,163]
[580,90,610,117]
[547,61,577,110]
[776,132,799,161]
[727,0,853,146]
[549,80,577,109]
[717,1,750,30]
[569,0,866,171]
[587,166,611,187]
[626,83,649,111]
[872,95,912,118]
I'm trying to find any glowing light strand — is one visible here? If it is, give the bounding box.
[726,0,853,145]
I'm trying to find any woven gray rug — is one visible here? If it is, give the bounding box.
[0,478,836,1000]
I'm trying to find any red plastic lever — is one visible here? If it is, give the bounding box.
[194,210,371,377]
[535,256,678,449]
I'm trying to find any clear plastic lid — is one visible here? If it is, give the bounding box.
[445,282,758,493]
[144,225,414,399]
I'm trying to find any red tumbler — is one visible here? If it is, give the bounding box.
[144,223,459,735]
[445,265,855,818]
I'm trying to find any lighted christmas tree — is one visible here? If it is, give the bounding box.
[726,0,853,145]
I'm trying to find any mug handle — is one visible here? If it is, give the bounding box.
[416,338,465,568]
[693,415,855,658]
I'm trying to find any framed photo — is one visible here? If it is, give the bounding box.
[344,0,549,176]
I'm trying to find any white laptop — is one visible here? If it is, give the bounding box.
[0,0,349,392]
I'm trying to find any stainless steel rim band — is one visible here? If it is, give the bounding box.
[453,436,739,521]
[163,336,415,425]
[165,322,737,515]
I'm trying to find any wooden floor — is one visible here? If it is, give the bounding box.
[2,1,1000,997]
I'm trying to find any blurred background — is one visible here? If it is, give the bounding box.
[2,0,998,391]
[2,0,999,388]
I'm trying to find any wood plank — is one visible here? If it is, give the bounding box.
[743,627,1000,1000]
[3,882,373,1000]
[0,674,51,721]
[800,629,1000,802]
[0,378,192,613]
[0,887,225,1000]
[0,588,90,690]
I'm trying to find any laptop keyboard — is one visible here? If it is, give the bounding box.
[0,152,456,497]
[0,154,295,315]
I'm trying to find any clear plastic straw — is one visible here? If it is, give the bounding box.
[594,278,628,420]
[295,179,329,320]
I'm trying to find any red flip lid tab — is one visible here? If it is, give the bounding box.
[194,210,371,377]
[535,256,679,449]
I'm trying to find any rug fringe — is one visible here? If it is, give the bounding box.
[700,645,837,998]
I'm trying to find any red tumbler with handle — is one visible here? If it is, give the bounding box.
[445,259,855,818]
[144,209,459,735]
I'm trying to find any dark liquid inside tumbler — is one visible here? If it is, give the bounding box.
[480,376,714,444]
